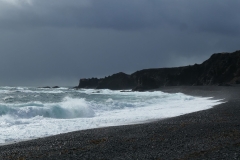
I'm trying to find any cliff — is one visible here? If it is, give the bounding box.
[77,50,240,91]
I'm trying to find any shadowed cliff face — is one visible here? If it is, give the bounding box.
[77,50,240,91]
[96,72,135,90]
[78,72,135,90]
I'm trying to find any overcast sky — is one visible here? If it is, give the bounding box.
[0,0,240,86]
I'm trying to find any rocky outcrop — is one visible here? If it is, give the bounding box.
[132,75,158,91]
[96,72,135,90]
[38,86,60,89]
[198,52,240,85]
[52,86,60,89]
[78,78,100,89]
[78,72,135,90]
[77,50,240,91]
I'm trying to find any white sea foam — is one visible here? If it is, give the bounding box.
[17,89,64,94]
[2,96,14,101]
[0,88,223,144]
[0,98,94,119]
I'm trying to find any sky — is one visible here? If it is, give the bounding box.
[0,0,240,86]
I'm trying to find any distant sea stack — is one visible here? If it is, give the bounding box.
[77,50,240,91]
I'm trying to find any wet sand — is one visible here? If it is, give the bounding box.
[0,86,239,160]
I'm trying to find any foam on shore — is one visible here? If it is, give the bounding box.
[0,87,223,144]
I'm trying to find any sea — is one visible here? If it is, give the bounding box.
[0,86,222,145]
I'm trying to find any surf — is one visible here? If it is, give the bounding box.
[0,87,223,144]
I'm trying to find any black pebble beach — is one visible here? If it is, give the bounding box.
[0,86,239,160]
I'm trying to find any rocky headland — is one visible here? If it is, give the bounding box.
[77,50,240,91]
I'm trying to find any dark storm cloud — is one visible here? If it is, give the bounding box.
[0,0,162,30]
[1,0,240,33]
[0,0,240,86]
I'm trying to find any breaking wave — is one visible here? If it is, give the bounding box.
[0,87,224,144]
[0,97,94,119]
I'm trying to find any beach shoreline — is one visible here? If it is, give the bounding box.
[0,86,239,159]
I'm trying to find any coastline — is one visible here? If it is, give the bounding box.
[0,86,239,159]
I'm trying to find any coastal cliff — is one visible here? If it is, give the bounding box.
[77,50,240,91]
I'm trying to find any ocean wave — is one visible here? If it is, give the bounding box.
[0,98,95,119]
[16,89,64,94]
[0,89,224,144]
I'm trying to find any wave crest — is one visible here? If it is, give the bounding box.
[0,97,95,119]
